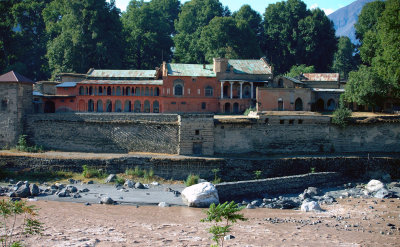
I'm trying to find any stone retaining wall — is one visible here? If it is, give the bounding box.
[215,172,343,202]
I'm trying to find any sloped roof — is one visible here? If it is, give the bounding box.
[167,64,216,77]
[87,69,156,78]
[56,82,77,88]
[302,73,339,82]
[228,59,272,75]
[79,80,163,85]
[283,76,303,84]
[0,71,34,83]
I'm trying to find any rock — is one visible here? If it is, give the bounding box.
[158,202,169,207]
[73,193,81,198]
[105,174,116,183]
[68,178,76,184]
[66,185,78,193]
[374,188,393,199]
[56,189,70,197]
[322,195,336,204]
[135,182,145,189]
[14,184,31,198]
[306,187,320,196]
[87,180,94,184]
[366,180,385,193]
[8,179,15,184]
[100,196,114,205]
[181,182,219,208]
[246,204,256,209]
[151,181,160,186]
[79,188,90,193]
[241,200,250,205]
[29,184,40,196]
[7,191,16,197]
[301,200,322,212]
[265,199,300,209]
[251,199,261,207]
[124,180,134,188]
[55,183,65,190]
[224,235,235,240]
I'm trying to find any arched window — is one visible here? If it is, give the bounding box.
[205,86,213,97]
[327,99,336,111]
[89,86,93,95]
[124,100,132,112]
[97,100,103,112]
[131,87,135,95]
[154,87,160,96]
[278,98,283,111]
[224,103,231,113]
[233,102,239,114]
[115,100,122,112]
[106,100,112,112]
[144,100,150,113]
[79,86,84,95]
[88,99,94,112]
[278,78,284,88]
[153,101,159,113]
[107,87,112,96]
[173,80,184,96]
[116,87,121,96]
[150,88,153,96]
[145,87,150,96]
[126,87,130,96]
[98,87,103,95]
[135,87,140,96]
[295,98,303,111]
[134,100,141,112]
[141,87,144,96]
[243,85,251,98]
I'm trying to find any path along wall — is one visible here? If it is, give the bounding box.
[25,113,180,154]
[214,116,400,154]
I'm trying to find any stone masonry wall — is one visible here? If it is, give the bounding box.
[0,83,19,148]
[25,113,180,154]
[179,114,215,155]
[214,116,400,154]
[215,172,343,202]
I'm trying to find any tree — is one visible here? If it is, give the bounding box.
[344,65,387,108]
[122,0,174,69]
[286,64,315,78]
[199,17,260,63]
[0,0,18,75]
[263,0,337,74]
[43,0,124,78]
[173,0,226,63]
[332,36,357,80]
[232,5,263,47]
[149,0,180,36]
[355,0,385,65]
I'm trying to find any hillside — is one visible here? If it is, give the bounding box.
[328,0,377,43]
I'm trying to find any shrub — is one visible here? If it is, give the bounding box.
[201,201,247,247]
[332,107,352,128]
[82,165,106,179]
[254,170,262,180]
[243,107,256,116]
[115,176,125,185]
[185,174,199,187]
[212,168,221,184]
[0,199,43,247]
[15,135,43,153]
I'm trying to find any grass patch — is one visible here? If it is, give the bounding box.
[123,166,156,183]
[15,135,44,153]
[185,174,199,187]
[0,168,75,183]
[82,165,107,179]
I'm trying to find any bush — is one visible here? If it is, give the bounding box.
[115,176,125,185]
[201,201,247,247]
[332,107,352,128]
[0,199,43,247]
[212,168,221,184]
[15,135,43,153]
[82,165,106,179]
[185,174,199,187]
[243,107,256,116]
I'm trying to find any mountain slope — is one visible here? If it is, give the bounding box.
[328,0,378,43]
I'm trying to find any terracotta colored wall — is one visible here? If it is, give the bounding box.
[257,88,312,111]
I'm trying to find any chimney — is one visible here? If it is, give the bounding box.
[203,64,206,69]
[213,58,228,73]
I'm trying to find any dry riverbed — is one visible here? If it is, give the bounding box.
[12,197,400,247]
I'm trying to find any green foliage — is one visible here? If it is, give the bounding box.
[82,165,107,179]
[243,107,256,116]
[332,37,358,80]
[254,170,262,180]
[115,176,125,186]
[125,167,154,181]
[185,174,199,187]
[286,64,315,78]
[332,107,352,128]
[310,167,316,173]
[15,135,43,153]
[201,201,247,247]
[211,168,221,184]
[0,199,43,247]
[263,0,337,74]
[2,169,74,183]
[344,65,387,108]
[43,0,123,78]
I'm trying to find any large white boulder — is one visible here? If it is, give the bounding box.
[181,182,219,208]
[301,200,322,212]
[366,180,385,193]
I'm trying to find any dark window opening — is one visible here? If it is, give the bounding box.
[181,101,186,105]
[171,102,176,105]
[195,130,200,135]
[201,102,206,110]
[1,99,7,111]
[289,120,294,124]
[264,118,269,124]
[298,119,303,124]
[280,120,284,124]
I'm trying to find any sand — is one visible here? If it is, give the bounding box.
[13,198,400,247]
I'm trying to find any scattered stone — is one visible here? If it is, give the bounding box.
[224,235,235,240]
[100,196,114,205]
[79,188,90,193]
[124,179,134,188]
[301,200,322,212]
[135,182,145,189]
[265,199,300,210]
[68,179,76,184]
[181,182,219,208]
[158,202,169,207]
[246,204,256,209]
[8,179,15,184]
[151,181,160,186]
[87,180,94,184]
[251,199,262,207]
[66,185,78,193]
[14,184,31,198]
[73,193,81,198]
[105,174,116,183]
[55,183,65,190]
[85,202,91,206]
[374,188,393,199]
[56,189,70,198]
[366,180,385,193]
[15,181,24,188]
[29,184,40,196]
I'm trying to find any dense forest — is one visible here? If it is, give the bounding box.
[0,0,399,108]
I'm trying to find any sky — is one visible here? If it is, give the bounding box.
[112,0,356,16]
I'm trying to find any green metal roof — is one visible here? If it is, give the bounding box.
[87,69,156,78]
[167,64,216,77]
[228,59,272,75]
